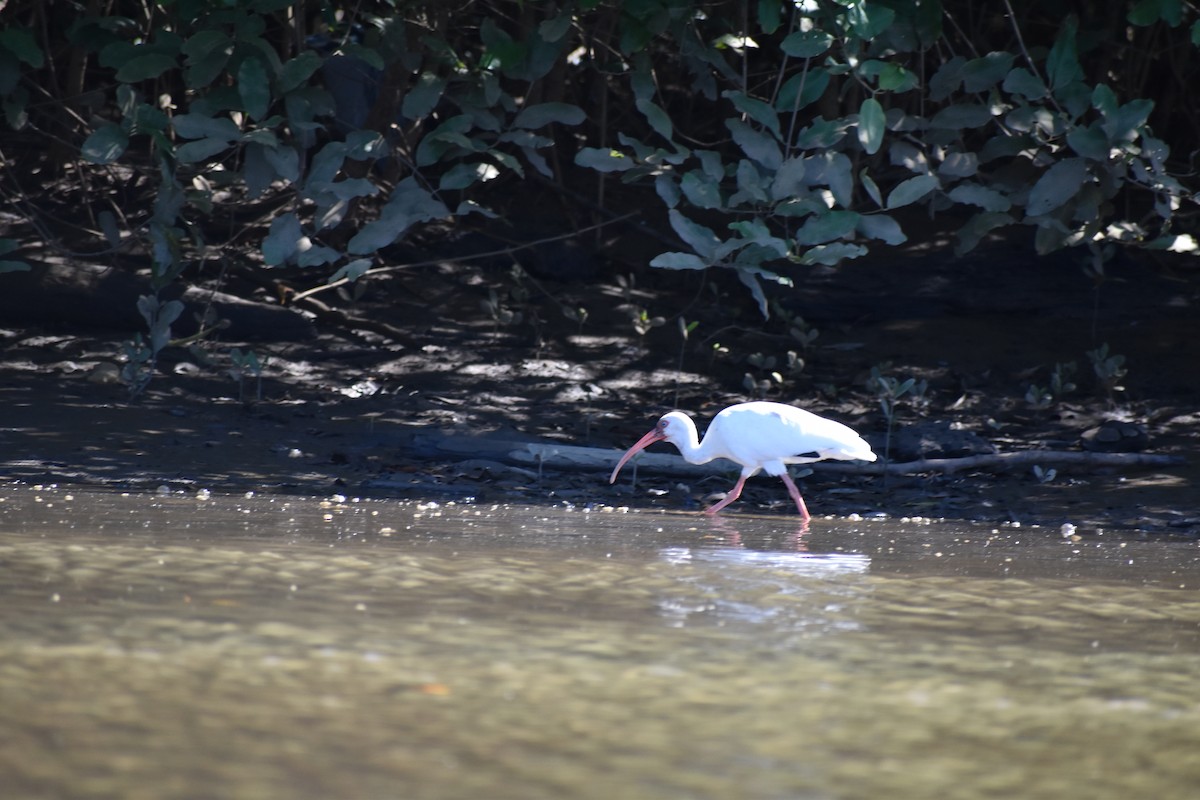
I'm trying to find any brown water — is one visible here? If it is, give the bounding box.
[1,485,1198,799]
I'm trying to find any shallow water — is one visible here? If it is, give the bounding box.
[1,485,1198,800]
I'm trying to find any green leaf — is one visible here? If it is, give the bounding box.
[636,98,674,141]
[736,268,771,318]
[1027,158,1089,216]
[296,243,340,268]
[0,238,30,271]
[860,168,883,207]
[857,97,885,155]
[346,130,386,160]
[1101,98,1154,143]
[538,9,574,42]
[696,150,725,181]
[263,144,300,182]
[98,210,121,247]
[937,151,978,178]
[279,51,321,94]
[758,0,783,34]
[655,174,681,208]
[799,242,868,266]
[886,174,939,209]
[930,104,994,129]
[669,209,721,258]
[847,3,896,39]
[795,210,861,245]
[723,90,781,139]
[650,252,710,270]
[238,57,270,120]
[680,170,723,209]
[1128,0,1160,26]
[631,65,673,140]
[776,68,829,111]
[116,53,177,83]
[1091,83,1118,118]
[795,118,848,150]
[727,118,781,170]
[954,212,1014,255]
[129,102,168,135]
[414,114,475,166]
[348,209,409,256]
[857,214,907,245]
[1034,220,1074,254]
[347,178,447,255]
[243,143,274,198]
[780,30,833,58]
[877,63,917,92]
[339,41,384,71]
[182,30,230,62]
[455,200,497,219]
[929,56,965,101]
[820,151,855,208]
[732,159,769,204]
[329,259,374,284]
[0,51,19,96]
[321,178,380,200]
[438,162,499,191]
[726,224,790,260]
[1192,20,1200,47]
[1046,17,1083,91]
[1066,123,1110,160]
[947,182,1012,212]
[0,27,43,67]
[575,147,634,172]
[1002,67,1046,100]
[172,113,240,141]
[401,72,446,120]
[962,52,1015,93]
[771,157,807,200]
[480,17,523,71]
[185,47,232,90]
[81,124,129,164]
[514,102,586,129]
[175,137,232,163]
[1129,0,1181,26]
[263,212,302,266]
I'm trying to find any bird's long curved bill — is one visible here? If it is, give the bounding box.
[609,429,665,483]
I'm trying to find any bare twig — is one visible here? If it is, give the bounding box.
[289,211,639,303]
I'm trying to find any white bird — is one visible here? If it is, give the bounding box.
[609,401,876,519]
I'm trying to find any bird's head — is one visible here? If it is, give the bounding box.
[655,411,695,446]
[609,411,695,483]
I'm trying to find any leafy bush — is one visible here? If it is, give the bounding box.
[0,0,1195,340]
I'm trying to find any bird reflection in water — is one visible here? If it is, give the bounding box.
[703,513,810,552]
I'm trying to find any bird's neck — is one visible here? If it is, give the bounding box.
[675,426,716,465]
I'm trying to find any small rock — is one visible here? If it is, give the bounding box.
[1080,420,1148,452]
[888,421,996,461]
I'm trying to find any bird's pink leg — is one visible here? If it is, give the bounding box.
[704,474,748,515]
[779,472,812,521]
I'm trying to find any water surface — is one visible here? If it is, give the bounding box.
[1,485,1197,799]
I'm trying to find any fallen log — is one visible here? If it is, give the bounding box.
[827,449,1186,476]
[422,434,1185,477]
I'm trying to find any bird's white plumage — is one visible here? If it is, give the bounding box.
[609,401,876,518]
[692,402,876,475]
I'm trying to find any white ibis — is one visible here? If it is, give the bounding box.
[609,401,876,519]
